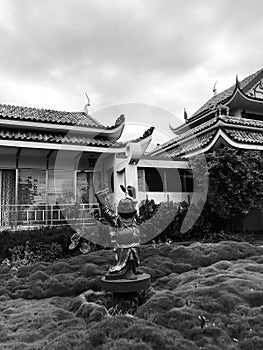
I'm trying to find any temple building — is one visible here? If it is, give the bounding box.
[150,68,263,158]
[0,101,191,230]
[150,67,263,233]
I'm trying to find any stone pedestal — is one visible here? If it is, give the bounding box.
[101,273,151,294]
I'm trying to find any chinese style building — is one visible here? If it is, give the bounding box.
[150,68,263,158]
[150,67,263,233]
[0,101,190,230]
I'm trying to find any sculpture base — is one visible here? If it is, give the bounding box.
[101,273,151,293]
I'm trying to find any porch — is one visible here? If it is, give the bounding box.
[0,147,112,230]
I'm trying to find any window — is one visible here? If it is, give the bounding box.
[137,167,193,193]
[166,168,182,192]
[138,167,164,192]
[48,170,74,204]
[179,169,193,192]
[185,170,193,192]
[18,169,46,205]
[138,168,145,191]
[145,167,164,192]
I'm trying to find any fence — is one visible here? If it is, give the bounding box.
[0,203,100,230]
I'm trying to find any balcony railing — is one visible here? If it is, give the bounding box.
[0,203,100,230]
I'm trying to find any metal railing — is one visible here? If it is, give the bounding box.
[0,203,100,229]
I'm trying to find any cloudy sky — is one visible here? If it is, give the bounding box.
[1,0,263,142]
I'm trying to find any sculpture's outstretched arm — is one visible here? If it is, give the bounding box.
[95,190,118,228]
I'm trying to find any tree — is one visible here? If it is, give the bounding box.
[191,147,263,233]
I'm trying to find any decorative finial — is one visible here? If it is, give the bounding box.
[235,74,240,89]
[213,81,218,96]
[142,126,154,139]
[184,108,188,123]
[115,114,125,126]
[84,92,90,113]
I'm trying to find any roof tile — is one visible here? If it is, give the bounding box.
[0,129,114,146]
[0,103,104,128]
[157,130,217,157]
[191,68,263,119]
[225,129,263,144]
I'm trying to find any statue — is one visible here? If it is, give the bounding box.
[95,185,140,280]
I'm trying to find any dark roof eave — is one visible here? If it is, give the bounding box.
[0,114,126,140]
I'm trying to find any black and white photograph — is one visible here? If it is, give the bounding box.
[1,1,263,349]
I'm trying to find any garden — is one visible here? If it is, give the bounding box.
[1,147,263,349]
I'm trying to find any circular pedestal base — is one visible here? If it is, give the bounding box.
[101,273,151,293]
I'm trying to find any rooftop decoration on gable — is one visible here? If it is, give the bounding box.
[247,78,263,99]
[190,68,263,121]
[151,67,263,158]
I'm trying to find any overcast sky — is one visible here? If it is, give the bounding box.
[1,0,263,142]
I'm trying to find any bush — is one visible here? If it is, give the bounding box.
[1,240,63,271]
[137,148,263,243]
[29,241,63,262]
[0,226,74,262]
[191,147,263,233]
[138,199,191,243]
[137,198,253,244]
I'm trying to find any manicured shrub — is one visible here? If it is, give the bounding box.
[0,226,74,262]
[1,241,64,271]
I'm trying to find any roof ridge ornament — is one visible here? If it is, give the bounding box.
[115,114,125,126]
[142,126,154,139]
[213,81,218,96]
[184,108,188,123]
[247,78,263,99]
[84,92,91,114]
[235,74,241,89]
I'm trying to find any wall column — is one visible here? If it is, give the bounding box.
[15,150,20,229]
[0,170,2,226]
[125,163,139,200]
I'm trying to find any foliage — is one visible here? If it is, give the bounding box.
[0,226,74,262]
[191,147,263,233]
[138,199,159,222]
[138,197,254,243]
[137,147,263,242]
[138,199,191,243]
[30,241,63,261]
[2,241,263,349]
[1,240,63,271]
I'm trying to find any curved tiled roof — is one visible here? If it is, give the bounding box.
[154,130,217,158]
[0,124,154,149]
[221,115,263,128]
[150,117,218,155]
[0,128,114,146]
[0,103,104,128]
[225,129,263,144]
[191,68,263,119]
[151,113,263,157]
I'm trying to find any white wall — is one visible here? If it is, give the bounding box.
[114,156,192,205]
[138,191,191,204]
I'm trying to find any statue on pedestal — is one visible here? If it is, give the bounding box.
[95,185,140,281]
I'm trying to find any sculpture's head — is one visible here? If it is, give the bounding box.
[117,197,137,219]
